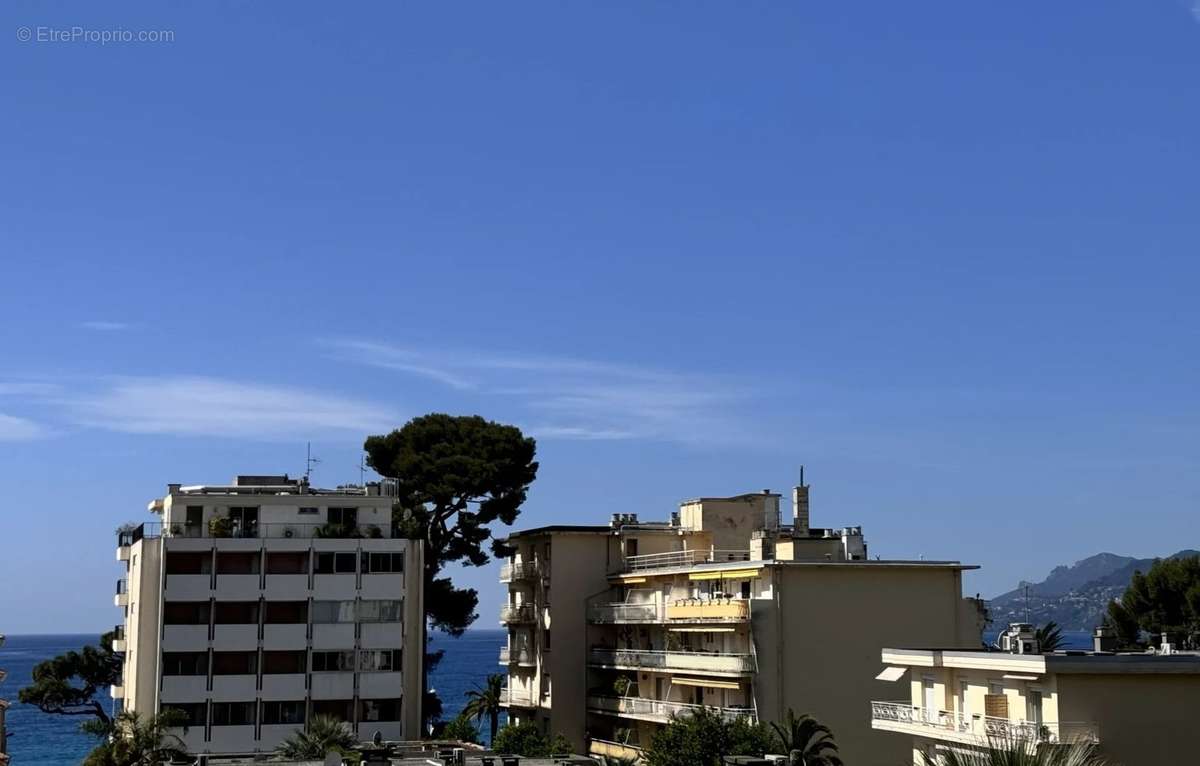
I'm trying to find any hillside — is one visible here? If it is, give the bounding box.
[988,549,1200,631]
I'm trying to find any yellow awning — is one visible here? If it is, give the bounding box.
[619,577,648,584]
[688,569,759,581]
[668,627,735,633]
[673,677,742,690]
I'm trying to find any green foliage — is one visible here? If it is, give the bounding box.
[275,715,357,759]
[461,673,504,742]
[19,631,121,731]
[918,737,1110,766]
[441,714,481,744]
[207,515,233,537]
[613,676,634,697]
[769,710,842,766]
[645,708,774,766]
[82,710,189,766]
[365,414,538,723]
[491,721,570,757]
[1034,622,1065,653]
[1107,555,1200,649]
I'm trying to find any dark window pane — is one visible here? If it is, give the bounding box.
[263,651,306,674]
[263,601,307,624]
[216,552,260,575]
[212,651,257,675]
[162,652,208,676]
[213,601,258,624]
[360,698,401,722]
[163,702,206,727]
[211,701,256,726]
[164,602,210,625]
[165,552,210,575]
[266,552,308,575]
[311,699,353,722]
[262,700,306,725]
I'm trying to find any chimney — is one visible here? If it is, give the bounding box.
[792,467,810,535]
[167,483,181,494]
[1092,625,1117,653]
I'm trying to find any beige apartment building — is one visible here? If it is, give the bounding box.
[871,625,1200,765]
[113,475,424,755]
[498,482,986,766]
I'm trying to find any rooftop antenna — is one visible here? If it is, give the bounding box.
[800,464,806,487]
[357,453,368,486]
[305,442,321,482]
[1024,584,1031,623]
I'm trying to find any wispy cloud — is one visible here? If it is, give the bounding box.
[63,376,400,440]
[0,412,48,441]
[0,381,63,397]
[323,339,755,445]
[80,321,132,331]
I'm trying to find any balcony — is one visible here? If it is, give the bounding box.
[499,561,541,583]
[151,520,391,540]
[623,549,752,573]
[588,695,755,724]
[588,602,661,624]
[588,648,754,675]
[111,625,126,653]
[869,701,1100,747]
[500,604,537,624]
[499,646,536,666]
[114,579,129,607]
[666,598,749,623]
[500,685,536,708]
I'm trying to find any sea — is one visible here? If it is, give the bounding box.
[0,629,507,764]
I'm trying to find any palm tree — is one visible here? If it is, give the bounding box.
[276,714,356,759]
[463,673,504,742]
[769,710,842,766]
[919,737,1109,766]
[82,710,190,766]
[1036,622,1066,652]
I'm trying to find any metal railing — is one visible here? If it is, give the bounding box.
[500,604,537,624]
[499,561,541,582]
[870,701,1099,745]
[499,646,535,665]
[588,602,661,623]
[624,549,752,572]
[588,695,755,723]
[139,520,394,540]
[588,648,754,674]
[500,686,536,707]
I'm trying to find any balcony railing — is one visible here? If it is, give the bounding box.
[666,598,749,622]
[499,646,536,665]
[588,648,754,674]
[589,602,661,623]
[500,604,537,624]
[870,701,1099,745]
[623,549,752,572]
[139,520,394,540]
[499,561,541,582]
[500,686,536,707]
[588,695,755,723]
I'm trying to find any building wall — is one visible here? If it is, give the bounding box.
[1056,673,1200,766]
[760,565,978,766]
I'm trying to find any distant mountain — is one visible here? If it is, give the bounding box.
[988,549,1200,632]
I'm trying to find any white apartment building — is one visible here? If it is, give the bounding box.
[113,475,424,755]
[498,482,986,766]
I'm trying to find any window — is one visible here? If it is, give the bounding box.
[315,552,357,574]
[362,552,404,574]
[544,542,551,561]
[163,702,206,727]
[543,630,551,650]
[216,552,260,575]
[164,602,210,625]
[266,552,309,575]
[544,586,550,607]
[312,600,356,623]
[184,506,204,530]
[227,507,259,537]
[165,552,211,575]
[263,651,306,674]
[312,699,353,722]
[211,701,256,726]
[262,700,305,725]
[213,601,259,624]
[312,650,356,672]
[358,600,403,622]
[359,698,401,722]
[212,651,257,675]
[359,649,401,672]
[327,507,358,527]
[162,652,208,676]
[299,506,319,515]
[264,601,307,624]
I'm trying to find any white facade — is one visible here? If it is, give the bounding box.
[114,476,424,755]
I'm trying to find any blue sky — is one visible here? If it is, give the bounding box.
[3,1,1200,634]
